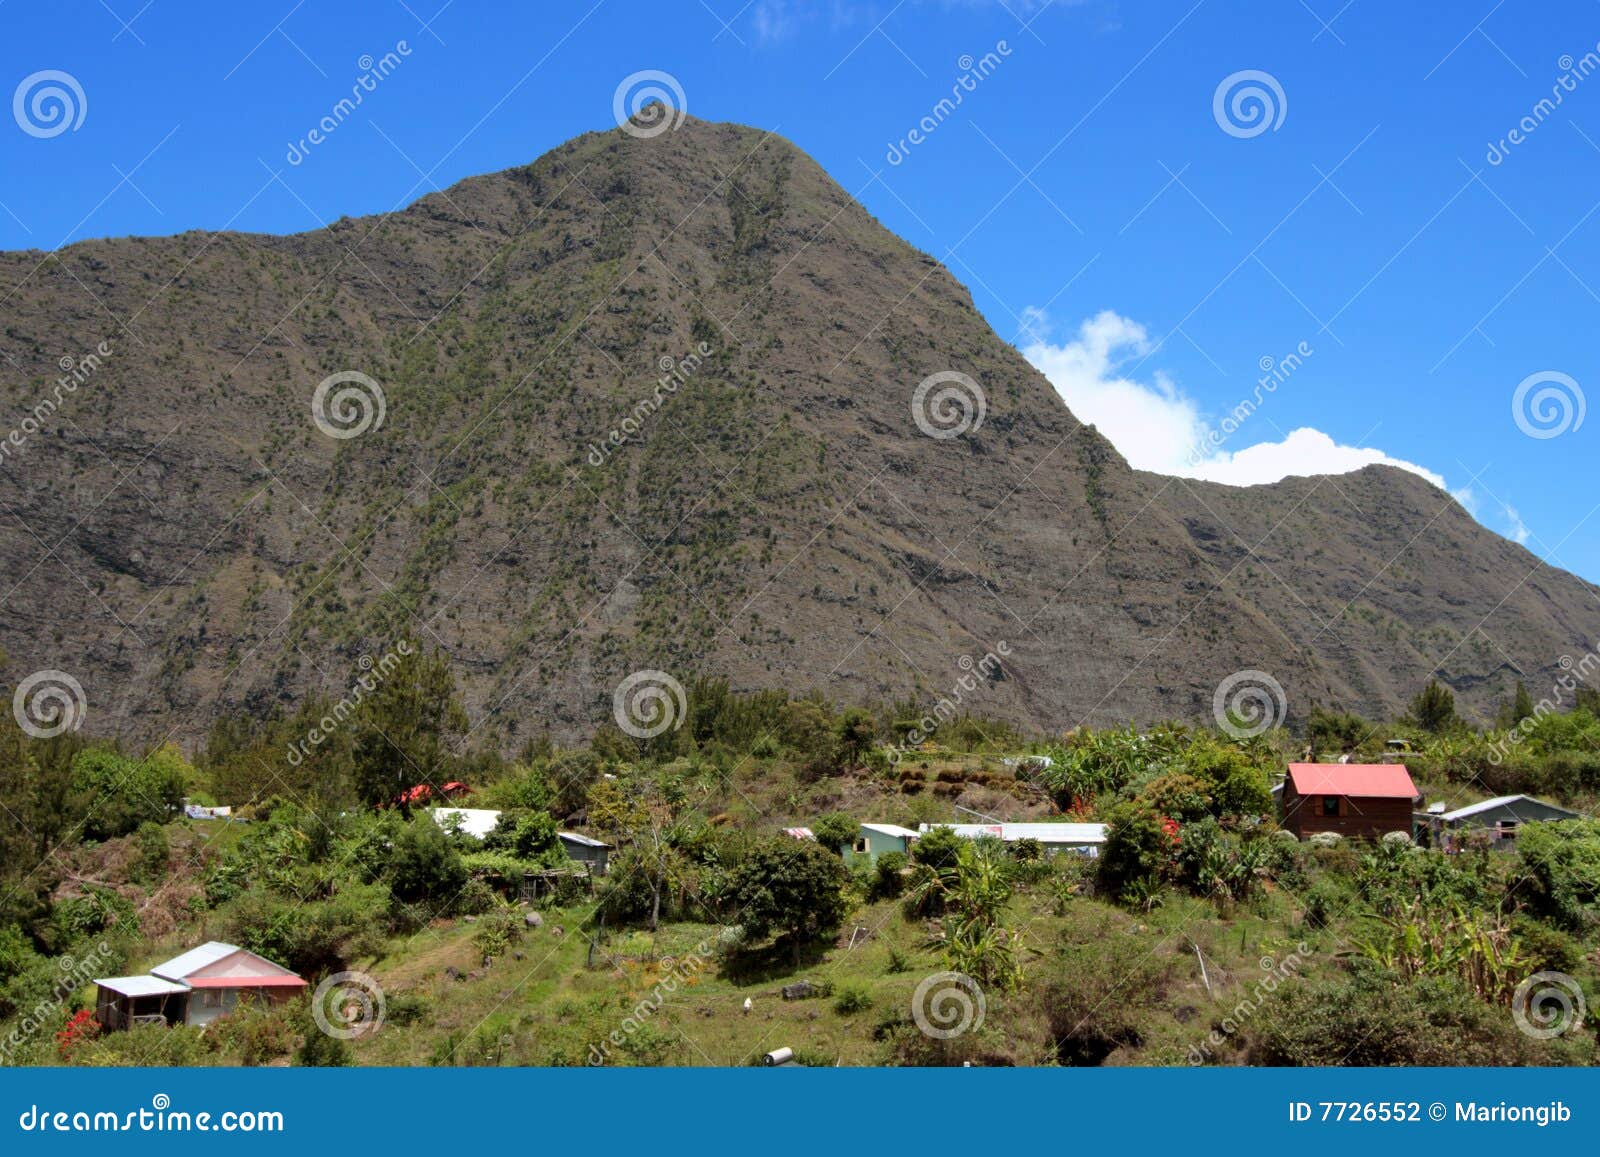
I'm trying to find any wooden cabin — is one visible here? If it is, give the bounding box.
[1280,762,1419,841]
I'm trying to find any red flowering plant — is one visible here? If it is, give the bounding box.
[56,1009,99,1058]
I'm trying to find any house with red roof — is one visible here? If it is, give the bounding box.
[94,942,306,1031]
[1280,762,1419,841]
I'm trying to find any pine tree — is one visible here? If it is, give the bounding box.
[1404,679,1460,735]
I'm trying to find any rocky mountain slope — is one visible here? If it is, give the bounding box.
[1,115,1594,745]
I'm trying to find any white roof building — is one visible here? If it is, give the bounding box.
[1436,795,1582,825]
[920,821,1108,846]
[430,807,503,839]
[860,823,920,840]
[93,975,190,998]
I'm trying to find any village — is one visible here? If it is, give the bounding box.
[62,723,1587,1068]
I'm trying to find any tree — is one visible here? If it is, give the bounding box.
[1307,707,1373,756]
[388,816,468,909]
[912,824,964,870]
[834,708,877,770]
[350,645,468,808]
[69,746,185,841]
[1404,679,1461,735]
[1097,803,1174,903]
[588,773,688,933]
[1498,682,1536,729]
[482,810,562,864]
[727,839,849,951]
[812,812,858,856]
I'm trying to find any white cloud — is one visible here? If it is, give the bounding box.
[1020,309,1449,490]
[1501,503,1531,545]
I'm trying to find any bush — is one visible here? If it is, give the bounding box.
[726,839,849,948]
[294,1015,353,1067]
[912,825,963,870]
[134,821,169,882]
[389,817,469,910]
[1254,974,1576,1066]
[1517,820,1600,932]
[69,747,185,841]
[870,851,908,900]
[833,984,873,1015]
[225,884,387,975]
[1097,803,1172,903]
[812,813,858,856]
[481,810,562,865]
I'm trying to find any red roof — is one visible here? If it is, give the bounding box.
[1288,762,1418,799]
[184,975,307,989]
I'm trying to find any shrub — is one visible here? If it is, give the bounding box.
[726,839,849,948]
[134,821,169,882]
[812,813,858,856]
[1254,974,1574,1066]
[870,851,909,900]
[912,825,963,870]
[388,816,469,910]
[833,984,873,1015]
[294,1015,353,1067]
[69,747,185,841]
[1097,803,1172,903]
[225,883,387,975]
[1516,820,1600,932]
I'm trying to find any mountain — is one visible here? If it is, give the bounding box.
[1,114,1595,746]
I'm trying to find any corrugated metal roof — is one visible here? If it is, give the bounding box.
[1288,762,1418,799]
[94,975,190,998]
[1440,795,1581,822]
[558,830,611,848]
[185,975,306,989]
[150,941,242,981]
[921,822,1107,844]
[861,823,919,839]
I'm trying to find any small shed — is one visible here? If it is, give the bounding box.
[1280,763,1418,841]
[93,975,189,1031]
[1427,794,1582,849]
[558,830,612,875]
[845,823,919,865]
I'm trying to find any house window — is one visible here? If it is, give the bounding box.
[1321,796,1340,817]
[852,838,868,854]
[201,989,223,1008]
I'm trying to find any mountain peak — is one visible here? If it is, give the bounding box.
[0,118,1593,744]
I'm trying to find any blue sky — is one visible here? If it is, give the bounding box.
[3,0,1598,579]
